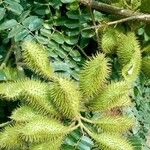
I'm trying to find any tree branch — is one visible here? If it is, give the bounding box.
[83,15,150,30]
[79,0,150,23]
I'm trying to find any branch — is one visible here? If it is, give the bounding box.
[83,15,150,30]
[0,46,13,69]
[79,0,150,23]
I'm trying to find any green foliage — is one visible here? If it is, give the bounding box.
[129,78,150,150]
[0,0,150,149]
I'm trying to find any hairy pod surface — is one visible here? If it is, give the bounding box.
[80,53,110,99]
[22,41,53,79]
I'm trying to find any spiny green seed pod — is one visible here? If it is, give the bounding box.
[94,116,135,133]
[101,28,118,54]
[50,76,81,119]
[10,106,39,122]
[10,106,53,123]
[111,94,132,108]
[0,125,23,150]
[80,53,110,99]
[89,81,130,112]
[117,32,140,66]
[142,56,150,78]
[0,79,58,116]
[93,133,133,150]
[0,81,22,100]
[22,41,53,79]
[30,136,64,150]
[122,46,141,82]
[19,79,57,115]
[19,118,69,143]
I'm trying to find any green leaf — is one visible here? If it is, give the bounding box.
[81,29,95,38]
[28,18,43,31]
[54,47,67,59]
[7,3,23,15]
[18,10,30,22]
[5,0,23,15]
[0,8,6,21]
[40,28,51,37]
[69,50,81,62]
[52,61,70,72]
[66,10,80,19]
[66,1,79,10]
[65,28,80,36]
[51,32,65,44]
[128,136,142,150]
[64,20,80,29]
[0,19,18,30]
[65,36,78,45]
[36,36,49,45]
[14,29,28,42]
[93,10,104,22]
[22,16,38,28]
[8,25,24,38]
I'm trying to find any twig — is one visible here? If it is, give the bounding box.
[76,45,89,60]
[83,14,150,30]
[0,44,14,69]
[79,0,150,23]
[77,117,85,136]
[69,124,80,132]
[88,3,99,41]
[80,115,94,124]
[82,124,93,137]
